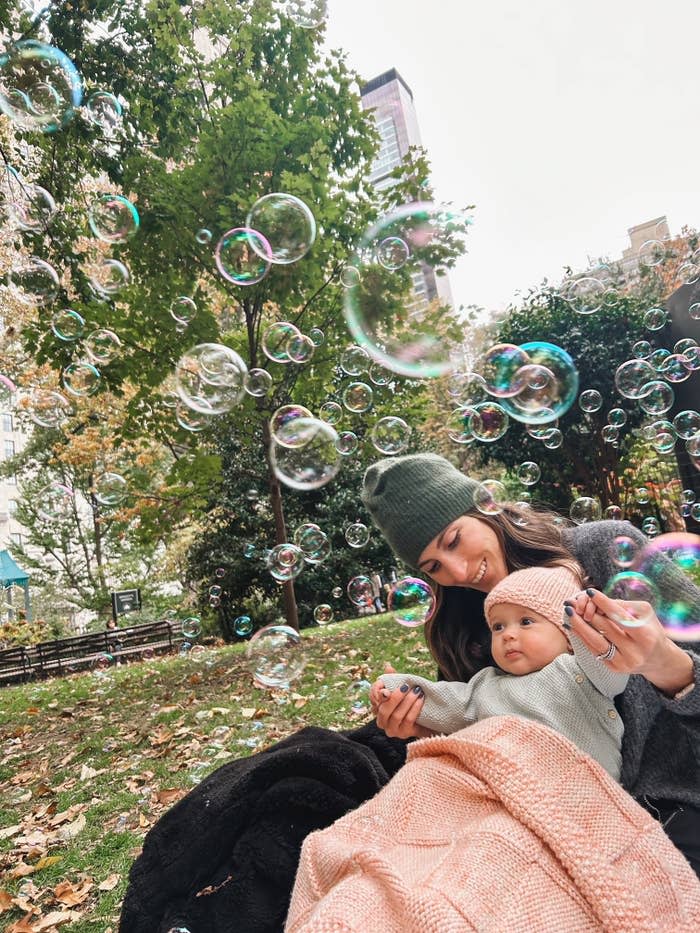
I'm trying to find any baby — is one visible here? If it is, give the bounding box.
[373,565,629,780]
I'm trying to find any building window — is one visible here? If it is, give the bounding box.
[7,500,17,517]
[2,413,12,433]
[370,115,401,182]
[3,439,15,460]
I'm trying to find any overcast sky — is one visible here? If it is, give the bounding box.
[324,0,700,313]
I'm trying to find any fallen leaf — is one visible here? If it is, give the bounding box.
[97,874,120,892]
[138,813,151,828]
[6,911,36,933]
[9,864,38,879]
[53,879,93,906]
[32,857,62,871]
[0,891,14,912]
[34,910,75,930]
[56,812,86,842]
[155,788,183,805]
[79,765,98,781]
[240,708,256,719]
[0,824,21,840]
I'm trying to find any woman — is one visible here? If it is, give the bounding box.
[120,454,700,933]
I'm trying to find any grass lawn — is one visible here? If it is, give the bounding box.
[0,614,437,932]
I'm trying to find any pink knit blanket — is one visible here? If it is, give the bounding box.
[286,716,700,932]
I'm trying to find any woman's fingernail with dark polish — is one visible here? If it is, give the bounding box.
[586,588,595,597]
[400,684,409,693]
[564,606,574,617]
[413,685,423,695]
[563,600,573,607]
[562,620,572,631]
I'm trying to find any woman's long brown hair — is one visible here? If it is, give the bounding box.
[424,504,585,682]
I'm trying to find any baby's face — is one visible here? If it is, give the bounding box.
[488,602,571,674]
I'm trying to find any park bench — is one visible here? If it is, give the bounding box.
[0,619,182,685]
[0,645,33,685]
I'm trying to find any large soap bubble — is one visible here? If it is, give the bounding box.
[614,359,656,399]
[175,343,247,415]
[7,257,60,305]
[343,201,472,378]
[88,194,139,243]
[0,41,82,133]
[388,577,436,627]
[270,417,341,490]
[498,343,578,424]
[246,193,316,264]
[215,227,271,285]
[632,533,700,642]
[245,624,306,688]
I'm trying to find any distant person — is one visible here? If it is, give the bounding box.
[370,571,385,614]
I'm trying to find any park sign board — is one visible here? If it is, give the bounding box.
[111,588,142,618]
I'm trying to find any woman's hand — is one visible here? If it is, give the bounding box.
[564,588,685,682]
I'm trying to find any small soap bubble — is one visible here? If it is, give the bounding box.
[265,543,305,581]
[262,322,301,364]
[659,353,692,383]
[243,368,273,397]
[209,585,222,598]
[182,617,202,639]
[246,624,306,688]
[481,344,531,398]
[562,276,605,315]
[340,345,370,376]
[579,389,603,413]
[342,382,373,413]
[88,194,139,243]
[376,235,410,270]
[569,497,602,524]
[649,348,671,371]
[85,90,122,132]
[286,332,315,364]
[689,302,700,321]
[635,487,651,504]
[605,505,623,520]
[610,536,638,568]
[634,533,700,640]
[233,615,254,637]
[682,489,696,505]
[270,418,341,490]
[632,340,653,359]
[62,361,101,397]
[175,402,209,432]
[516,461,540,486]
[319,401,343,425]
[673,338,697,355]
[500,342,578,425]
[93,472,127,506]
[370,416,411,455]
[87,258,130,299]
[388,577,436,627]
[347,575,373,606]
[313,604,333,625]
[614,359,656,399]
[308,327,325,347]
[543,428,563,449]
[601,424,619,444]
[468,402,509,442]
[8,257,59,305]
[215,227,271,285]
[604,572,659,614]
[639,381,674,416]
[650,420,677,454]
[607,407,627,427]
[196,228,212,245]
[10,183,56,232]
[270,404,313,443]
[474,479,507,515]
[644,307,667,331]
[85,328,122,365]
[332,586,343,598]
[642,517,661,538]
[296,526,331,564]
[23,387,72,428]
[339,266,360,288]
[38,482,74,521]
[51,309,85,342]
[345,522,369,548]
[176,343,247,415]
[245,487,259,501]
[170,297,197,326]
[368,362,391,386]
[246,193,316,264]
[335,430,359,456]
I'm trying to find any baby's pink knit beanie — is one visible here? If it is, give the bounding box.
[485,565,582,627]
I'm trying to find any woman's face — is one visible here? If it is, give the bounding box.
[417,514,509,592]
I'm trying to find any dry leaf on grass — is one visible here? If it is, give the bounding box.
[0,890,15,912]
[56,812,86,842]
[97,874,120,892]
[53,879,93,906]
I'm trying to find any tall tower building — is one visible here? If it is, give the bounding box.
[360,68,455,311]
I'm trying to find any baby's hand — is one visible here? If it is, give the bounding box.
[369,662,398,714]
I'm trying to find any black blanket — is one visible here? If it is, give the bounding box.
[119,722,408,933]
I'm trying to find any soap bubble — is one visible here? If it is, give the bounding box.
[246,624,305,688]
[388,577,436,627]
[286,332,315,364]
[579,389,603,413]
[88,194,139,243]
[340,266,360,288]
[87,258,130,299]
[345,522,369,548]
[634,533,700,640]
[474,479,507,515]
[23,388,72,428]
[246,193,316,264]
[233,615,254,637]
[690,302,700,321]
[9,183,56,232]
[607,408,627,427]
[196,228,212,245]
[649,420,677,454]
[319,401,343,425]
[215,227,271,285]
[51,309,85,341]
[243,368,273,397]
[542,428,563,449]
[347,575,373,606]
[175,402,209,432]
[468,402,509,441]
[604,572,659,616]
[516,461,541,486]
[570,497,601,524]
[499,342,578,424]
[370,416,411,455]
[209,585,222,598]
[262,322,301,363]
[446,407,476,445]
[480,344,531,397]
[343,201,472,378]
[673,411,700,439]
[179,642,192,657]
[38,482,74,521]
[342,382,373,413]
[182,617,202,639]
[85,328,122,365]
[644,307,667,331]
[377,236,410,270]
[62,361,101,397]
[635,487,650,504]
[93,472,127,506]
[170,297,197,326]
[313,604,333,625]
[331,586,343,598]
[637,239,666,266]
[85,90,122,132]
[296,525,331,564]
[266,543,305,582]
[8,257,59,305]
[270,404,313,443]
[610,536,638,568]
[176,344,247,415]
[674,338,697,355]
[642,517,661,538]
[270,417,341,490]
[245,487,259,501]
[639,381,674,416]
[285,0,328,29]
[650,348,671,371]
[601,424,619,444]
[335,430,359,456]
[615,359,656,399]
[562,276,605,315]
[0,40,82,133]
[632,340,653,358]
[340,345,370,376]
[605,505,623,520]
[682,489,696,505]
[658,354,692,383]
[308,327,325,347]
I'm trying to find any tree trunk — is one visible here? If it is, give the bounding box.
[262,421,299,631]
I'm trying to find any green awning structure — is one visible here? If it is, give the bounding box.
[0,550,31,621]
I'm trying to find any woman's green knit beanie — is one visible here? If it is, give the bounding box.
[361,453,480,568]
